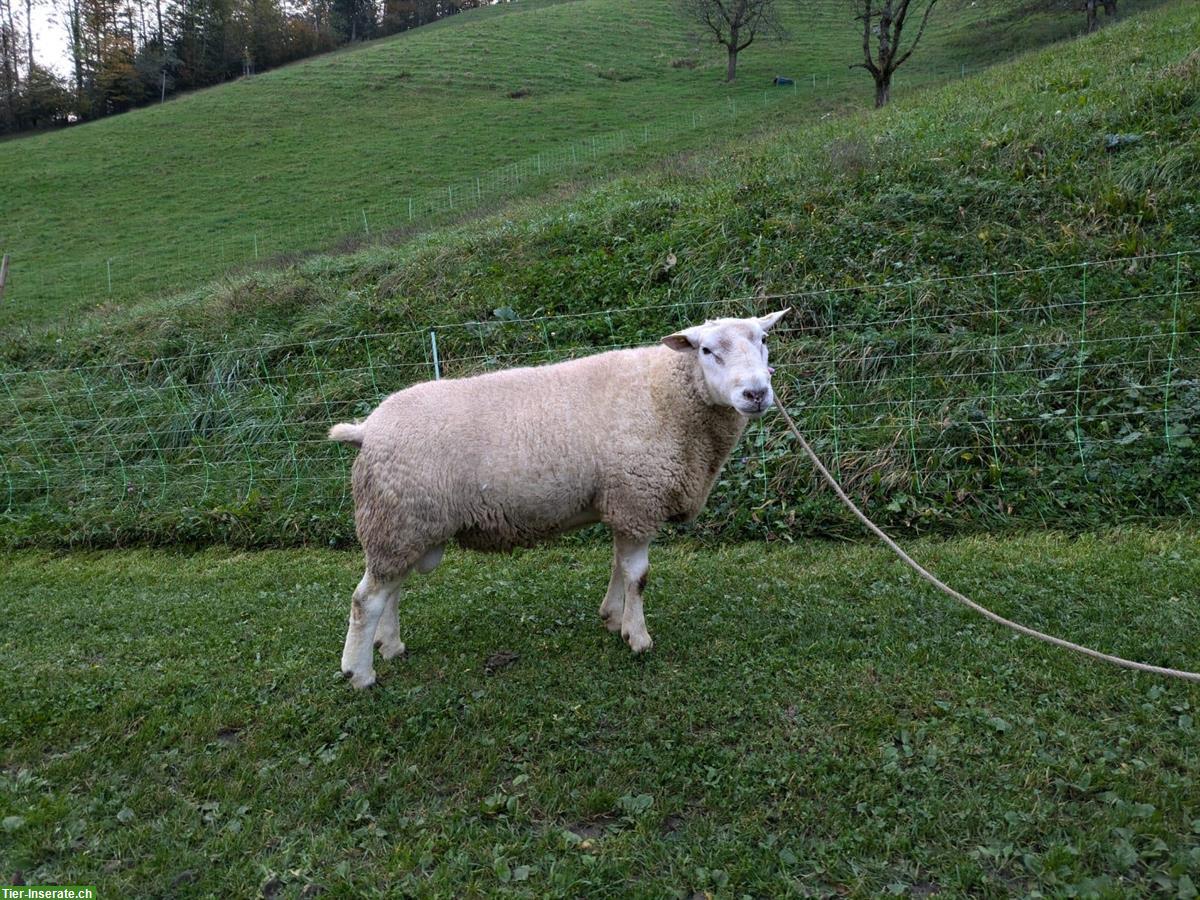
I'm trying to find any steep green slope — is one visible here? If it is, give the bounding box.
[1,1,1196,548]
[0,0,1096,325]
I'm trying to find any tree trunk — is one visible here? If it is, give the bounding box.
[1085,0,1099,33]
[25,0,32,77]
[874,74,890,108]
[1102,0,1116,16]
[69,0,83,97]
[4,0,19,88]
[725,25,738,82]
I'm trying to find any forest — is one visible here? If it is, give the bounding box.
[0,0,487,132]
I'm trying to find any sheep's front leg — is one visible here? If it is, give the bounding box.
[614,533,653,654]
[598,541,625,633]
[341,571,403,689]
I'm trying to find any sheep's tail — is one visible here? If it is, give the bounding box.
[328,422,366,448]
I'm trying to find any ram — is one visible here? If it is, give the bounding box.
[329,310,789,688]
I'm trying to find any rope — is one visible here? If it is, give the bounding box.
[773,402,1200,684]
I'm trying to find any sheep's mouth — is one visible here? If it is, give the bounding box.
[738,399,773,418]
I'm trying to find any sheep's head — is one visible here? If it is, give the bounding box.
[661,309,790,417]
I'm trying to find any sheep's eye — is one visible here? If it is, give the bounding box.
[701,347,712,355]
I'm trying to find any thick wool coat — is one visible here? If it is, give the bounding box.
[331,344,748,579]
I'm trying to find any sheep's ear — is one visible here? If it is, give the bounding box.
[757,308,791,332]
[661,326,703,352]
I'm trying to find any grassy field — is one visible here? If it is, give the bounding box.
[0,0,1101,325]
[1,1,1195,550]
[1,527,1197,896]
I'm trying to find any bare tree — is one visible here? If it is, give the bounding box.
[849,0,938,108]
[1084,0,1117,33]
[24,0,32,75]
[678,0,785,83]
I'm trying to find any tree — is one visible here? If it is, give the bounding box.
[1084,0,1117,33]
[0,0,24,129]
[21,62,72,125]
[24,0,32,77]
[849,0,938,108]
[678,0,785,83]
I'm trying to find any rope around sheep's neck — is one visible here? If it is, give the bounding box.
[773,402,1200,684]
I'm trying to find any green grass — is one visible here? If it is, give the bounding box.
[1,527,1197,895]
[1,1,1196,550]
[0,0,1101,325]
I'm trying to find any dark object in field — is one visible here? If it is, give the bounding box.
[1105,133,1142,152]
[507,87,531,98]
[485,650,520,674]
[773,76,794,85]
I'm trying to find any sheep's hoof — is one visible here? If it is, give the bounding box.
[600,611,623,634]
[622,630,654,654]
[377,640,406,661]
[342,668,377,690]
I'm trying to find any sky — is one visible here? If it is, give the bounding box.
[29,0,72,77]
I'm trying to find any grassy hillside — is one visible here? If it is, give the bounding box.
[1,1,1197,549]
[1,528,1198,895]
[0,0,1099,326]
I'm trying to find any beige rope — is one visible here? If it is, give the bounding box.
[774,402,1200,683]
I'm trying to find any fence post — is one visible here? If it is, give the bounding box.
[106,258,113,295]
[1072,263,1090,473]
[0,254,8,299]
[430,331,441,380]
[361,209,370,236]
[1164,254,1182,450]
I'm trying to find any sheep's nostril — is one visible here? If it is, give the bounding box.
[743,388,767,404]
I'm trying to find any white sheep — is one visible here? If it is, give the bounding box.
[328,309,790,688]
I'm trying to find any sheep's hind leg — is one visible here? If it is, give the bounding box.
[614,533,653,654]
[598,539,625,633]
[341,571,405,689]
[373,591,405,661]
[373,545,442,662]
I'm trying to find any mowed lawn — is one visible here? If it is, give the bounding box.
[0,0,1092,325]
[1,528,1198,896]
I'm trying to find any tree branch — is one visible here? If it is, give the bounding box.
[859,0,875,73]
[894,0,938,70]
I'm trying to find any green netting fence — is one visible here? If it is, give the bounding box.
[1,250,1196,546]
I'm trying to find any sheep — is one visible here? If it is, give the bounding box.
[328,309,790,688]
